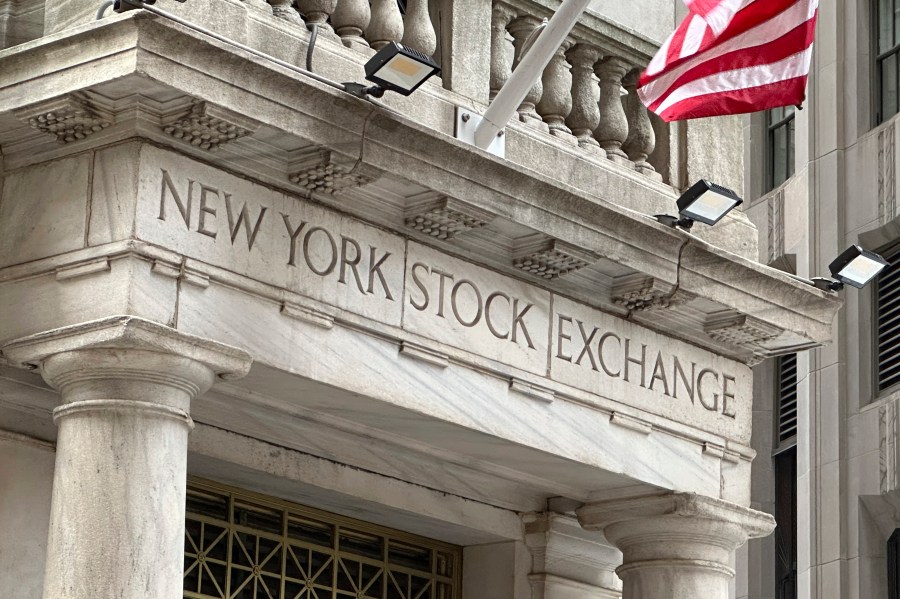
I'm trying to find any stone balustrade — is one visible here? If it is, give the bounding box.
[489,0,663,180]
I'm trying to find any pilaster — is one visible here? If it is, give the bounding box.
[577,493,775,599]
[2,316,253,599]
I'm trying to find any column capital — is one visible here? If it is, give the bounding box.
[3,315,252,380]
[577,493,774,599]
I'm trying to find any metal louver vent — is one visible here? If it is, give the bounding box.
[777,353,798,445]
[878,250,900,393]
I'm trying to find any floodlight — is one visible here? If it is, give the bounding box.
[654,180,743,231]
[344,43,440,98]
[809,245,890,292]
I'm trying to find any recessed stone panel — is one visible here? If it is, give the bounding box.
[550,295,752,442]
[133,145,404,326]
[0,154,90,268]
[403,242,552,375]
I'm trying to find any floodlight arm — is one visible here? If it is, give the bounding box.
[472,0,592,149]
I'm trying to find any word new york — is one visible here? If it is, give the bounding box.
[157,170,394,299]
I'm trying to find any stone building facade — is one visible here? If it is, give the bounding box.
[739,2,900,599]
[0,2,842,599]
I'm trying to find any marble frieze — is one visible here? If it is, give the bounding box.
[83,145,751,440]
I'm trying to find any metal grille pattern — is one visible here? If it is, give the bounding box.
[777,353,798,445]
[879,248,900,393]
[184,481,460,599]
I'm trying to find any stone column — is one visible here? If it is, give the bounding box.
[577,493,775,599]
[3,316,253,599]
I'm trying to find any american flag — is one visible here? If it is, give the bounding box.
[638,0,819,121]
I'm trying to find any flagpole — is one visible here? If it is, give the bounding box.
[471,0,592,150]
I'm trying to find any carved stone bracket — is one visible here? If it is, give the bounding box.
[288,147,382,194]
[16,95,114,143]
[512,236,597,280]
[704,312,782,349]
[404,194,496,240]
[610,276,679,312]
[162,102,258,151]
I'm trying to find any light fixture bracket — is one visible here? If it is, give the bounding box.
[342,83,385,98]
[654,214,694,231]
[455,107,505,158]
[811,277,844,293]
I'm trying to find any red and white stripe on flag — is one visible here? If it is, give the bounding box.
[638,0,819,122]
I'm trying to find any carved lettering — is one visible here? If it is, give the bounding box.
[486,292,511,340]
[339,236,366,294]
[697,368,720,412]
[511,300,534,349]
[598,332,621,378]
[410,262,430,311]
[282,214,308,267]
[575,320,598,371]
[451,279,483,327]
[672,357,695,403]
[197,184,218,239]
[722,374,737,418]
[648,351,670,396]
[224,192,268,250]
[159,169,193,228]
[367,247,394,300]
[624,339,647,388]
[556,314,573,361]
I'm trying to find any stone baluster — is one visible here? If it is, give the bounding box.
[594,56,631,165]
[2,317,252,599]
[565,43,604,156]
[622,68,662,180]
[577,493,775,599]
[367,0,404,50]
[489,3,518,100]
[508,16,548,131]
[536,37,576,144]
[401,0,437,56]
[268,0,305,25]
[298,0,338,33]
[332,0,371,50]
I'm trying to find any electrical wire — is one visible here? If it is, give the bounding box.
[306,23,318,73]
[96,0,114,19]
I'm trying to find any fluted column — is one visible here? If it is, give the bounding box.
[298,0,338,33]
[332,0,371,50]
[577,493,775,599]
[622,68,662,180]
[508,16,548,131]
[367,0,404,50]
[565,43,604,156]
[594,56,631,165]
[3,317,252,599]
[536,38,576,145]
[401,0,437,56]
[489,2,517,100]
[268,0,305,25]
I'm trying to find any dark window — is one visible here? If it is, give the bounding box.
[774,354,798,599]
[877,0,900,123]
[768,107,795,190]
[889,529,900,599]
[876,244,900,393]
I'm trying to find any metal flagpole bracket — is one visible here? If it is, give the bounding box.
[456,107,505,158]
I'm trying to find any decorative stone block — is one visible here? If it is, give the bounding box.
[16,95,113,143]
[512,237,596,280]
[287,147,382,194]
[404,195,495,240]
[162,102,257,151]
[611,277,680,312]
[704,313,781,348]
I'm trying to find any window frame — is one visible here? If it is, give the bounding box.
[875,0,900,124]
[766,107,796,191]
